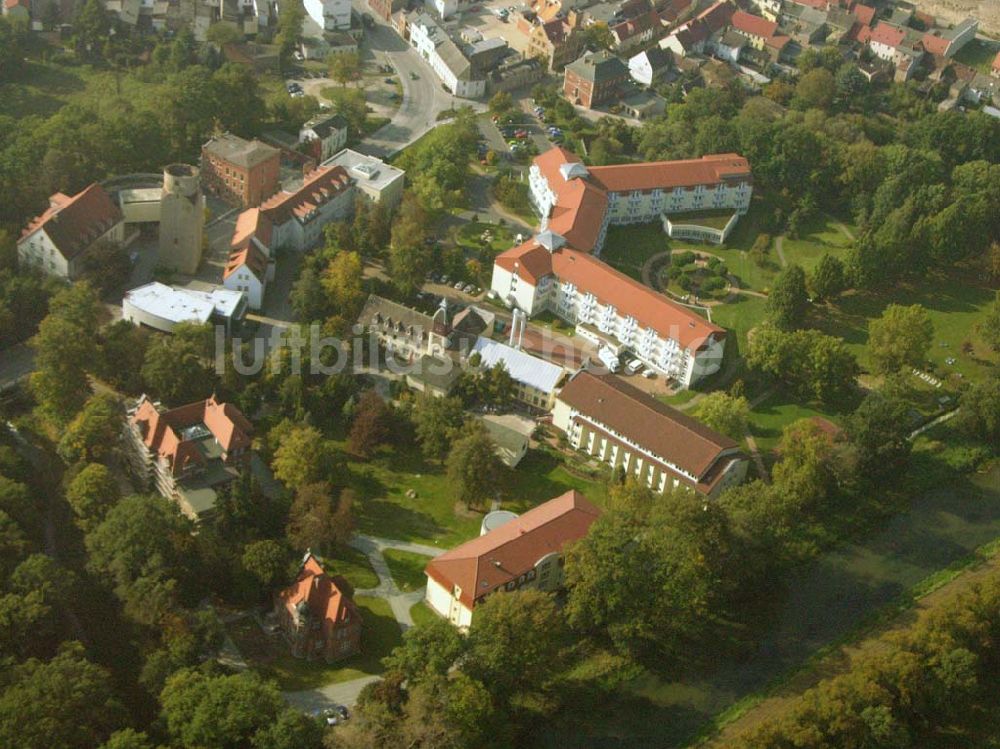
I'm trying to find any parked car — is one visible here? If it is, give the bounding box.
[454,281,465,290]
[463,283,475,293]
[410,71,419,80]
[642,368,656,379]
[441,276,450,285]
[625,358,643,374]
[293,51,304,61]
[384,77,395,84]
[321,708,340,726]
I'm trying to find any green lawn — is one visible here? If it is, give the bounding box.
[454,221,514,255]
[325,546,380,590]
[709,295,769,352]
[227,596,401,691]
[781,214,854,274]
[383,549,431,592]
[410,600,439,627]
[953,37,1000,74]
[600,223,671,280]
[746,392,843,453]
[811,272,998,385]
[348,442,609,549]
[1,61,120,120]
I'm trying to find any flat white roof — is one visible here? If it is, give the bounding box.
[322,148,405,191]
[472,337,564,395]
[124,282,244,324]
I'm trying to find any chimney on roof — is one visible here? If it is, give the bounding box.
[493,560,502,568]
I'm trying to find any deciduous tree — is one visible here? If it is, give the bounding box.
[766,264,809,329]
[65,463,121,532]
[867,304,933,374]
[446,423,501,510]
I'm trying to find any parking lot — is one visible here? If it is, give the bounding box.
[454,1,534,56]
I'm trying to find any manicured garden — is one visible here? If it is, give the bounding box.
[453,221,515,255]
[226,596,402,691]
[658,250,731,301]
[600,223,671,280]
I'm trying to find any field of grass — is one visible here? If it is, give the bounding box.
[348,442,609,548]
[410,600,439,627]
[600,223,671,280]
[227,596,401,690]
[811,272,997,385]
[746,392,843,453]
[781,214,854,274]
[383,549,431,592]
[454,221,514,255]
[709,295,769,352]
[326,546,380,590]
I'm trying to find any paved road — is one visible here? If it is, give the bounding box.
[0,343,34,391]
[350,3,468,159]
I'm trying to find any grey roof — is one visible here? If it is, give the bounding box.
[303,113,349,139]
[480,414,532,467]
[358,294,434,333]
[471,337,565,395]
[407,354,461,392]
[203,133,279,169]
[636,46,672,72]
[566,51,629,83]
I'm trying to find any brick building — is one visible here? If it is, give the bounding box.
[201,133,281,208]
[563,51,629,109]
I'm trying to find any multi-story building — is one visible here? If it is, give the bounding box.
[304,0,351,30]
[408,12,487,98]
[424,490,601,629]
[628,46,673,87]
[729,9,790,61]
[491,234,728,387]
[469,335,567,411]
[201,133,281,208]
[527,145,752,252]
[552,371,748,496]
[322,148,406,211]
[123,394,254,520]
[299,113,349,162]
[357,295,489,362]
[17,184,127,280]
[660,0,733,56]
[158,164,205,275]
[562,51,629,109]
[259,165,354,251]
[276,552,362,661]
[526,17,585,71]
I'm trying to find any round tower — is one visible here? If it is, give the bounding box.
[158,164,205,275]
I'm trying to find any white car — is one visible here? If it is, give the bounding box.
[642,369,656,379]
[625,358,643,375]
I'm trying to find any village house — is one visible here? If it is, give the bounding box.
[304,0,351,30]
[201,133,281,208]
[123,394,254,520]
[729,9,790,62]
[408,12,487,98]
[609,0,662,52]
[224,208,274,310]
[660,0,733,57]
[526,17,586,71]
[552,371,748,496]
[123,282,246,334]
[276,553,362,661]
[17,184,127,281]
[628,46,673,86]
[357,295,490,363]
[298,113,349,162]
[424,490,601,629]
[563,50,630,109]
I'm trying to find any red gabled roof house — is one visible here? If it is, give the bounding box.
[424,490,601,628]
[276,553,362,661]
[259,165,354,252]
[17,184,126,280]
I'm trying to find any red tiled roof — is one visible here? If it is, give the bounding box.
[495,240,725,352]
[731,10,778,39]
[868,21,905,49]
[279,554,361,630]
[542,18,572,43]
[224,243,269,282]
[588,153,752,192]
[260,165,352,227]
[921,30,950,57]
[556,371,738,483]
[5,0,29,9]
[545,178,608,252]
[231,207,273,251]
[131,395,252,476]
[424,491,600,609]
[612,9,659,42]
[657,0,692,23]
[789,0,827,8]
[20,184,122,262]
[851,3,875,26]
[696,0,734,33]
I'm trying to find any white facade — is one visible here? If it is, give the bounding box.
[551,398,748,498]
[298,121,348,162]
[18,222,126,281]
[268,185,354,252]
[490,262,726,388]
[425,576,473,628]
[304,0,351,30]
[223,263,267,310]
[409,15,486,99]
[627,50,665,86]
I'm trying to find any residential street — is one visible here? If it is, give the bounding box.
[350,3,472,158]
